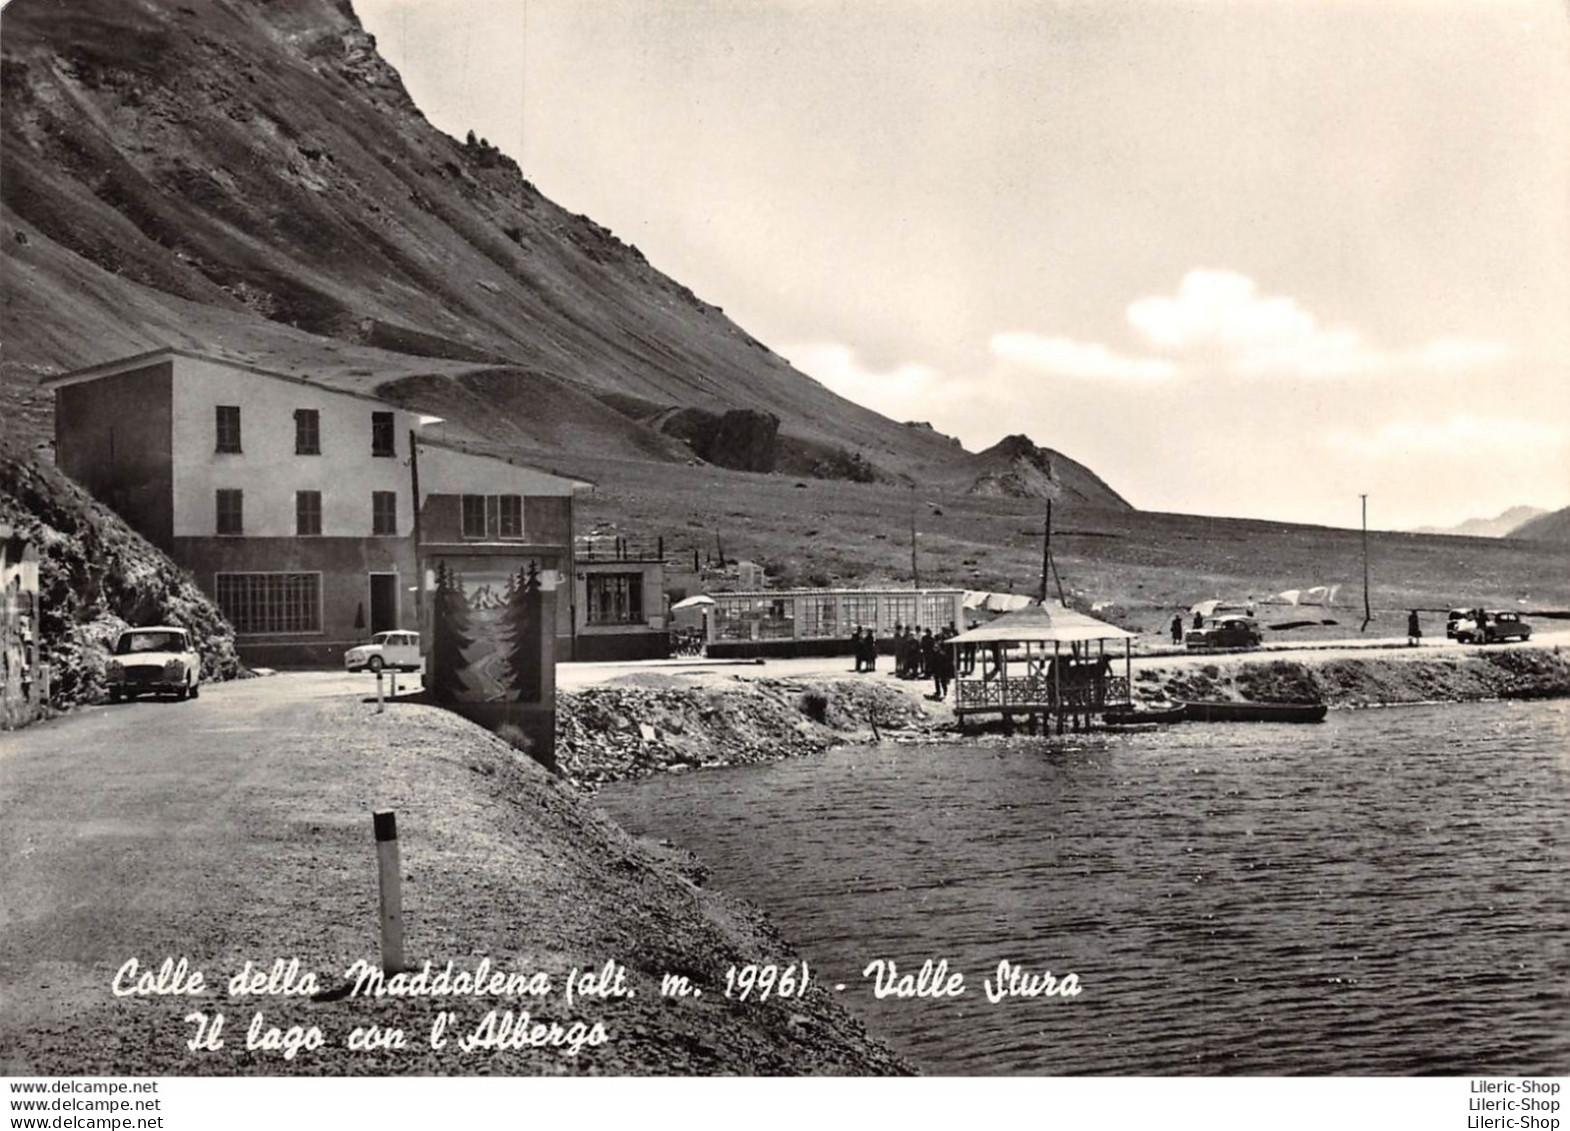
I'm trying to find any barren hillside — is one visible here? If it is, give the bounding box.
[0,0,1127,506]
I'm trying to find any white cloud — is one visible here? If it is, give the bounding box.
[988,332,1178,381]
[785,341,948,411]
[1127,269,1508,379]
[1325,414,1567,458]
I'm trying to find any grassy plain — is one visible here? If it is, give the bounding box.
[552,452,1570,642]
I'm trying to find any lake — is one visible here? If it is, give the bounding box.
[598,700,1570,1074]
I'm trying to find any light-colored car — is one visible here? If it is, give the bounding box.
[105,626,201,702]
[344,630,423,673]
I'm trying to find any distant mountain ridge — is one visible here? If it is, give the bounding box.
[1412,506,1547,539]
[0,0,1129,512]
[1508,505,1570,546]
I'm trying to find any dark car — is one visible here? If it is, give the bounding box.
[1454,611,1532,645]
[1185,616,1262,651]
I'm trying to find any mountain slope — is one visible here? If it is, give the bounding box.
[1412,505,1547,538]
[0,0,1031,488]
[1508,505,1570,546]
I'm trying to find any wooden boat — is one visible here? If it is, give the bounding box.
[1181,700,1327,723]
[1101,705,1187,725]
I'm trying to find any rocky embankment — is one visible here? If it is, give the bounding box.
[1134,647,1570,709]
[0,438,243,710]
[556,647,1570,787]
[557,673,937,787]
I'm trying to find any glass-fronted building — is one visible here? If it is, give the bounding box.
[706,588,965,644]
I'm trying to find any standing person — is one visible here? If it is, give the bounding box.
[1170,614,1184,645]
[1407,610,1422,647]
[1193,609,1204,630]
[919,628,935,679]
[850,626,863,672]
[931,640,953,700]
[863,626,878,673]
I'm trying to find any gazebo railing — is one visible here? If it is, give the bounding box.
[954,673,1131,715]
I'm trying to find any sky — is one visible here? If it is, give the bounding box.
[355,0,1570,531]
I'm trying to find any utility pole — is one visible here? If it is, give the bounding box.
[1360,494,1371,633]
[909,485,920,590]
[1038,499,1052,604]
[408,429,423,621]
[1019,499,1068,606]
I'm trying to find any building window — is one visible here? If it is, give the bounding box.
[461,495,487,539]
[294,409,320,455]
[460,494,524,539]
[586,572,644,626]
[296,490,322,536]
[496,494,522,538]
[372,412,395,457]
[215,406,242,453]
[372,491,398,535]
[216,489,243,535]
[214,572,321,635]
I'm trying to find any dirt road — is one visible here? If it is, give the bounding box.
[0,673,906,1075]
[0,675,386,1054]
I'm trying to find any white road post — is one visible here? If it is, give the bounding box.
[375,669,384,713]
[373,810,405,975]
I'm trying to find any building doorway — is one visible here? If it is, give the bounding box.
[368,573,399,634]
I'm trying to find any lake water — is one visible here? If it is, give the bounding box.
[598,700,1570,1075]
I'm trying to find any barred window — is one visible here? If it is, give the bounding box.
[884,595,917,632]
[294,409,320,455]
[216,489,243,535]
[371,411,396,457]
[841,594,878,634]
[214,572,321,634]
[920,594,954,632]
[296,490,322,536]
[372,491,398,535]
[215,406,242,453]
[586,572,643,625]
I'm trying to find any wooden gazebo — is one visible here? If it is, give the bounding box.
[949,601,1135,734]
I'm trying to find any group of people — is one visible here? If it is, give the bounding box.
[850,622,960,700]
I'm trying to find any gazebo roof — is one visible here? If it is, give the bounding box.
[950,601,1136,645]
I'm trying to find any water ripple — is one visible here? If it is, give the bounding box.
[600,700,1570,1074]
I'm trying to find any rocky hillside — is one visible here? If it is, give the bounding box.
[0,434,243,708]
[0,0,1106,494]
[960,435,1131,508]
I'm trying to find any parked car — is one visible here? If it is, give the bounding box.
[344,630,424,673]
[105,626,201,702]
[1454,611,1532,645]
[1185,616,1262,651]
[1445,609,1471,639]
